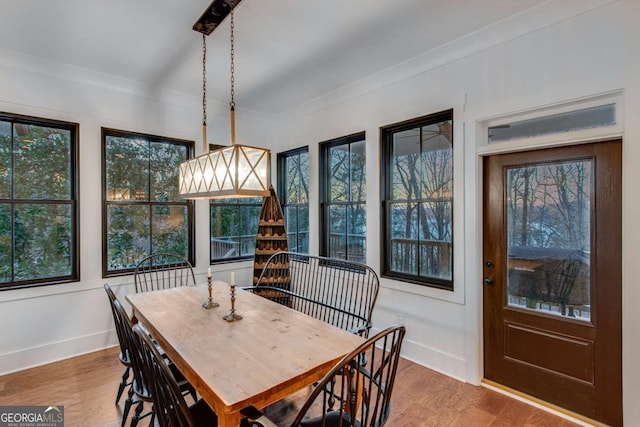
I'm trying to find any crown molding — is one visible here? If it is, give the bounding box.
[0,46,203,109]
[277,0,617,122]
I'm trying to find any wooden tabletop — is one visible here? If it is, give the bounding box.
[126,285,364,427]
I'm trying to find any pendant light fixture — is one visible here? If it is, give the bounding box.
[179,1,270,199]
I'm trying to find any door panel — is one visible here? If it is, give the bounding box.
[483,141,621,426]
[504,322,593,383]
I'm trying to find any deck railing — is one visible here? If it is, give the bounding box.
[389,238,452,280]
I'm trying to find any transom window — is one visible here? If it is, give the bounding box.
[488,104,616,144]
[0,113,79,290]
[102,128,194,276]
[320,132,366,263]
[381,110,453,290]
[277,147,309,253]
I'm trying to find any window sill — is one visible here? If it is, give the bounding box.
[380,276,465,305]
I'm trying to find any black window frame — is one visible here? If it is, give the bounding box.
[319,131,367,261]
[101,127,195,277]
[277,146,309,254]
[380,109,454,290]
[0,112,80,290]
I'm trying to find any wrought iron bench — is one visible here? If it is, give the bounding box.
[247,251,380,336]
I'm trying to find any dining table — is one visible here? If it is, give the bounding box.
[126,283,365,427]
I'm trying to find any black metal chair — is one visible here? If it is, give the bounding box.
[250,252,380,337]
[132,324,218,427]
[110,297,155,427]
[134,253,196,293]
[107,288,197,427]
[104,284,132,405]
[241,325,406,427]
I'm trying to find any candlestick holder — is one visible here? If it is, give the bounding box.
[202,276,219,309]
[223,283,242,322]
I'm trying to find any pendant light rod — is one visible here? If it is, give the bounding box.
[202,33,208,154]
[229,10,236,145]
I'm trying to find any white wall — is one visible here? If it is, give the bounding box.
[1,0,639,424]
[272,0,640,422]
[0,50,274,374]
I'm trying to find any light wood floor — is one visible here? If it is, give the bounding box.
[0,347,579,427]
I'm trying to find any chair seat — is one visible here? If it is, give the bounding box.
[132,361,196,400]
[119,350,131,367]
[132,379,152,402]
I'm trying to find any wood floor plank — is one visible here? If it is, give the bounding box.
[0,347,580,426]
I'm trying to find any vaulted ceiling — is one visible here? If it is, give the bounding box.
[0,0,546,115]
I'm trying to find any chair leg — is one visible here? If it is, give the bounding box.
[121,386,135,427]
[116,367,131,404]
[327,376,336,411]
[130,401,144,427]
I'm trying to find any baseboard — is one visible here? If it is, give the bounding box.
[0,329,118,376]
[371,326,467,381]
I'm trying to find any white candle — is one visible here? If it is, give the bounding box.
[207,267,212,278]
[230,271,235,286]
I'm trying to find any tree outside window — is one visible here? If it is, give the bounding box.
[506,160,592,320]
[278,147,309,253]
[0,114,79,289]
[320,132,366,262]
[382,110,453,290]
[102,128,193,276]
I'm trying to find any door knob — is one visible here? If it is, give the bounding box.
[484,276,495,285]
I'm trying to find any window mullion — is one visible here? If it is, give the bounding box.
[417,125,423,277]
[10,202,15,283]
[147,140,153,257]
[10,123,15,283]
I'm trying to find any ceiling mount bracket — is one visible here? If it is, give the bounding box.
[193,0,242,35]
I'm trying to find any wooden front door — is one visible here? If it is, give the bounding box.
[483,140,622,426]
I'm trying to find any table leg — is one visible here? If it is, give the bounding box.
[218,411,243,427]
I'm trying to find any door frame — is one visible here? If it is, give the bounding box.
[472,92,626,422]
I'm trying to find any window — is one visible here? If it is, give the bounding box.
[278,147,309,253]
[488,103,616,144]
[0,113,79,289]
[381,110,453,290]
[320,132,366,262]
[102,128,194,276]
[210,198,262,263]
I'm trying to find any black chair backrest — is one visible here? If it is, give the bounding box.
[134,253,196,293]
[132,324,195,427]
[291,325,406,427]
[254,252,380,336]
[109,294,151,399]
[104,284,130,363]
